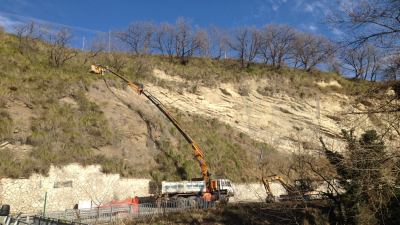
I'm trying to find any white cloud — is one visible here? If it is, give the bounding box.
[332,28,344,36]
[250,0,284,20]
[298,0,333,17]
[0,14,22,31]
[309,25,317,31]
[0,11,104,34]
[305,4,314,12]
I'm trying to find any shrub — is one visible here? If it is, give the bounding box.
[238,85,250,96]
[26,93,115,174]
[0,110,12,141]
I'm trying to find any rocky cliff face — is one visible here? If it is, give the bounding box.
[146,69,346,152]
[85,69,380,155]
[1,68,397,181]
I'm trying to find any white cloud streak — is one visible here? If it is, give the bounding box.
[299,0,333,17]
[0,11,105,34]
[332,28,344,36]
[309,24,317,31]
[0,14,22,31]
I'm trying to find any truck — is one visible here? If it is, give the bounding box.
[90,65,234,203]
[160,179,234,203]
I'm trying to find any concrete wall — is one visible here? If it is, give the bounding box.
[231,182,287,202]
[0,164,150,213]
[0,164,287,213]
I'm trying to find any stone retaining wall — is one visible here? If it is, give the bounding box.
[0,164,287,213]
[0,164,150,213]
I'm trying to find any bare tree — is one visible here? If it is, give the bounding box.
[247,27,262,65]
[259,24,295,68]
[14,21,42,57]
[47,28,77,67]
[174,17,201,64]
[117,22,154,55]
[154,22,176,60]
[327,53,342,74]
[209,25,229,60]
[383,54,400,81]
[329,0,400,114]
[291,33,333,71]
[229,27,261,68]
[340,44,381,80]
[83,34,107,64]
[192,29,210,57]
[229,27,248,68]
[329,0,400,50]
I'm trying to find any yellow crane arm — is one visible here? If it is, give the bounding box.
[90,65,211,190]
[265,175,295,193]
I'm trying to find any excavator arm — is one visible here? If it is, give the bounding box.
[90,65,211,190]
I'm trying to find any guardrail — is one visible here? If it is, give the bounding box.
[44,199,216,224]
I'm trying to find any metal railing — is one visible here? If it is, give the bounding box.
[44,199,216,224]
[1,215,87,225]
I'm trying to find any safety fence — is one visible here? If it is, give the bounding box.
[42,199,215,224]
[1,215,87,225]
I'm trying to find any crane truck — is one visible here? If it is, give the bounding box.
[90,65,234,204]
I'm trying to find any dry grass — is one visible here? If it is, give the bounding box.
[0,31,374,179]
[126,201,332,225]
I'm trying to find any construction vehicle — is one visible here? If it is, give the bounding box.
[262,175,320,202]
[89,65,234,204]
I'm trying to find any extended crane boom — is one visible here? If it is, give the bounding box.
[90,65,211,191]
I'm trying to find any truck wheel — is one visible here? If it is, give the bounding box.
[219,195,228,204]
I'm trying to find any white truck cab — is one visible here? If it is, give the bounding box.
[211,179,235,197]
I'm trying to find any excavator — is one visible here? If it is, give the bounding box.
[89,65,234,203]
[262,175,317,202]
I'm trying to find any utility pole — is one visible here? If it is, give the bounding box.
[43,191,47,216]
[316,95,320,120]
[82,36,85,51]
[108,30,111,53]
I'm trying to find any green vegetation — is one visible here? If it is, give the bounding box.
[0,109,12,141]
[127,55,372,98]
[28,92,114,163]
[321,130,399,224]
[0,31,373,180]
[151,113,272,182]
[0,33,111,177]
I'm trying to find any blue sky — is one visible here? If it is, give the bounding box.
[0,0,343,44]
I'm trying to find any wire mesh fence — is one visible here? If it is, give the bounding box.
[41,198,216,224]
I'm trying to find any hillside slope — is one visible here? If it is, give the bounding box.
[1,31,396,182]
